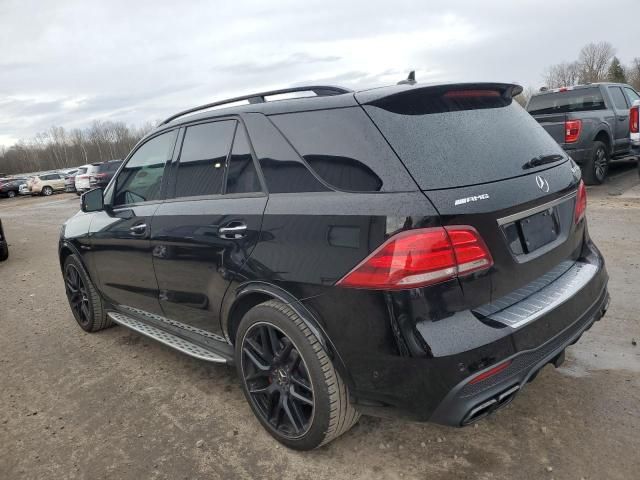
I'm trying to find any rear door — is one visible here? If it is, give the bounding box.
[360,84,584,303]
[51,173,65,190]
[151,119,266,335]
[607,86,631,152]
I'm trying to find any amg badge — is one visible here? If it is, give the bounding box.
[454,193,490,206]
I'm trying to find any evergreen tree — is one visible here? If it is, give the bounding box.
[607,57,627,83]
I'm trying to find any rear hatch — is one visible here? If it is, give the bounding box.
[358,84,584,305]
[526,86,607,145]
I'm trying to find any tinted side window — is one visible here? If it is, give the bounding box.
[114,130,177,206]
[609,87,629,110]
[175,121,235,198]
[624,87,640,104]
[271,108,413,192]
[226,125,261,194]
[243,113,328,194]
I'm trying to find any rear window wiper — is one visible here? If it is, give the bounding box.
[523,154,565,170]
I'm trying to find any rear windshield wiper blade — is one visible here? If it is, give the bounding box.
[523,154,565,170]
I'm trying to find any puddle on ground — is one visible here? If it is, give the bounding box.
[558,342,640,378]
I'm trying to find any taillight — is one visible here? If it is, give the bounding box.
[565,120,582,143]
[336,226,493,290]
[575,180,587,224]
[631,106,639,134]
[443,90,500,98]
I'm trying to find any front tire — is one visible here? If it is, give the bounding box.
[583,141,609,185]
[63,254,113,332]
[42,186,54,196]
[236,300,360,450]
[7,190,16,198]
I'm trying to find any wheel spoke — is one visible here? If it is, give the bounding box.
[265,326,280,358]
[243,347,270,372]
[289,385,314,406]
[269,395,283,427]
[245,337,269,364]
[282,396,302,434]
[249,383,274,395]
[65,280,77,294]
[276,338,294,363]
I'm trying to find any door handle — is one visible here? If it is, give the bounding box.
[218,223,247,239]
[129,223,147,236]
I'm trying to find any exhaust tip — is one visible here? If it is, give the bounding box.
[461,385,520,426]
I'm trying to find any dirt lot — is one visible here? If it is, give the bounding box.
[1,166,640,480]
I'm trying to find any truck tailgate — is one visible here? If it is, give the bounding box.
[531,113,566,145]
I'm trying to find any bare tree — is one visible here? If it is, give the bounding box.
[628,57,640,91]
[544,61,581,88]
[514,86,536,107]
[578,41,615,83]
[0,120,156,175]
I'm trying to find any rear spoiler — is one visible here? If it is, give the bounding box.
[355,82,523,106]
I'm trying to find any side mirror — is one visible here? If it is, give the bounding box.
[81,188,104,213]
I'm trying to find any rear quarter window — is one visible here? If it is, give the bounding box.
[270,107,414,192]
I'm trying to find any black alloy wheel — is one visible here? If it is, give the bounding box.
[241,322,315,439]
[593,145,608,183]
[64,263,92,327]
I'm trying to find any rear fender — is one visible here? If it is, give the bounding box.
[222,281,354,389]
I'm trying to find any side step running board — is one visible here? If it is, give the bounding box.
[107,312,228,363]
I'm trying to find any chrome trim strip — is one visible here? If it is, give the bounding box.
[497,192,576,226]
[107,312,227,363]
[483,261,598,329]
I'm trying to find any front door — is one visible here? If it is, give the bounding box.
[89,129,178,315]
[151,119,266,334]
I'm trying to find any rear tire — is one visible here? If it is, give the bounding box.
[235,300,360,450]
[63,254,113,332]
[42,186,54,196]
[7,190,16,198]
[583,141,609,185]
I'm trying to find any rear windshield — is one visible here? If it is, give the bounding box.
[364,96,567,190]
[526,88,606,115]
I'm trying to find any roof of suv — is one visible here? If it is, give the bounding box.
[155,81,522,136]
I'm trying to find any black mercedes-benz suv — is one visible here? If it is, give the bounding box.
[59,82,609,450]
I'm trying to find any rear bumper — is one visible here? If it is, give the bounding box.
[429,282,608,426]
[563,146,591,164]
[349,240,608,425]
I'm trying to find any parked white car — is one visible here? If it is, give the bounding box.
[74,164,92,195]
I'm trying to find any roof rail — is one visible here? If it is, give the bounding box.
[160,85,352,126]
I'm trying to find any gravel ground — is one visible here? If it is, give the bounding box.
[1,169,639,480]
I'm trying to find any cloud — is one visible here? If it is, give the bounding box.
[1,0,639,145]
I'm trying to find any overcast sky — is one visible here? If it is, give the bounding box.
[1,0,638,146]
